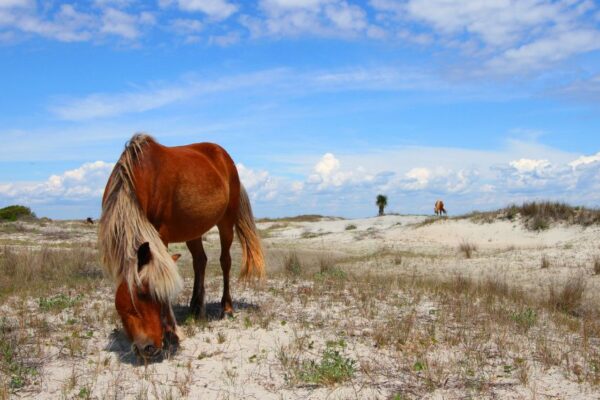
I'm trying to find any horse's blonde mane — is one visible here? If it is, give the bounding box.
[98,133,182,303]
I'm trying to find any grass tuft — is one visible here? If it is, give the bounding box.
[541,255,550,269]
[458,240,477,259]
[548,275,586,315]
[283,252,302,276]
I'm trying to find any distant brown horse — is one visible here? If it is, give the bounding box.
[99,134,264,359]
[85,217,94,225]
[434,200,447,216]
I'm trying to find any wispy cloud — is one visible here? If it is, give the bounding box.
[163,0,238,20]
[48,66,454,120]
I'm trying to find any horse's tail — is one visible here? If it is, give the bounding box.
[98,133,183,303]
[234,185,265,279]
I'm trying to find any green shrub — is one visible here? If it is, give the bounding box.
[0,205,36,222]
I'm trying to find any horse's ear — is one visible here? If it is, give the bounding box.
[171,253,181,262]
[137,242,152,271]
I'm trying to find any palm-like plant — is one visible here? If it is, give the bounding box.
[376,194,388,216]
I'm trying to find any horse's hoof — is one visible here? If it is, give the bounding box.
[221,310,234,320]
[189,304,206,320]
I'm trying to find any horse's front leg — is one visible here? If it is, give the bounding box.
[186,238,207,319]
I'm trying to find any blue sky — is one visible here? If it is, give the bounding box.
[1,0,600,219]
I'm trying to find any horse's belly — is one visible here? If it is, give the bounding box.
[162,182,229,242]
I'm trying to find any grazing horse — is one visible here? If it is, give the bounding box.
[434,200,447,216]
[98,133,265,359]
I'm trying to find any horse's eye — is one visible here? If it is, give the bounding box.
[137,291,149,299]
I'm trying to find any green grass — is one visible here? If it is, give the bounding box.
[38,294,82,312]
[510,308,537,332]
[298,341,355,386]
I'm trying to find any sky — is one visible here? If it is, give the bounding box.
[1,0,600,219]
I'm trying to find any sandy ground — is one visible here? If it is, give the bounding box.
[1,215,600,399]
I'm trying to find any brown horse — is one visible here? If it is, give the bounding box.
[434,200,447,216]
[98,133,264,359]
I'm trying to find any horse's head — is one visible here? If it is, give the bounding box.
[115,242,181,359]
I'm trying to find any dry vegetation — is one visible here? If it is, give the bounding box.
[464,201,600,230]
[1,213,600,399]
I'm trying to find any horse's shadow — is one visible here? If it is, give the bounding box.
[105,300,260,365]
[171,300,260,323]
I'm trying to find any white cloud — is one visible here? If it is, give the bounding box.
[170,0,238,20]
[0,4,95,42]
[403,167,430,190]
[237,163,280,200]
[509,158,551,173]
[261,0,329,12]
[0,2,154,43]
[101,8,143,39]
[49,69,290,120]
[556,73,600,102]
[170,18,203,35]
[4,141,600,219]
[0,161,113,203]
[371,0,600,74]
[0,0,30,8]
[324,2,367,31]
[570,152,600,169]
[49,66,448,121]
[51,84,190,120]
[208,31,240,46]
[245,0,373,38]
[307,153,374,190]
[487,29,600,73]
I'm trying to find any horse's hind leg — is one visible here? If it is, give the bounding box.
[186,237,207,319]
[217,218,235,318]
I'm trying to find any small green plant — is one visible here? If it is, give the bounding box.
[413,361,426,372]
[345,224,357,230]
[298,342,355,385]
[78,386,91,399]
[315,267,346,281]
[38,294,82,312]
[511,308,537,332]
